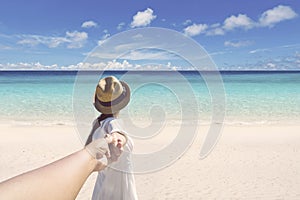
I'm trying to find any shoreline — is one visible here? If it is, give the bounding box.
[1,118,299,127]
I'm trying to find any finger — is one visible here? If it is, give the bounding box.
[95,152,103,159]
[116,141,124,150]
[105,149,111,158]
[104,134,113,144]
[111,145,122,157]
[97,147,108,155]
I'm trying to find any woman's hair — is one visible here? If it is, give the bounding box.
[85,114,114,146]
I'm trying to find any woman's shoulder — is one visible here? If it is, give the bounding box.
[92,117,113,139]
[107,118,124,131]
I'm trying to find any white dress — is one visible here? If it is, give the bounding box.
[91,117,138,200]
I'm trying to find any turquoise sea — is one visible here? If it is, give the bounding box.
[0,71,300,126]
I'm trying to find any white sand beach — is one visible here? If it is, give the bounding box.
[1,124,300,199]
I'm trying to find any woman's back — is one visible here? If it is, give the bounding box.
[91,117,138,200]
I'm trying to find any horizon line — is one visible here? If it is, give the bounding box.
[1,69,300,72]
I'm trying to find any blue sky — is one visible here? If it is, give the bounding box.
[0,0,299,70]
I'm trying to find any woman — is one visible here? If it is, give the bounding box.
[86,76,138,200]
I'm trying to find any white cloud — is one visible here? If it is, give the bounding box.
[203,24,225,36]
[17,31,88,49]
[183,5,297,37]
[0,61,105,70]
[206,27,225,36]
[0,62,59,70]
[117,22,126,30]
[183,19,192,26]
[97,33,110,45]
[81,20,98,28]
[210,23,221,28]
[183,23,208,36]
[281,44,300,49]
[223,14,255,30]
[182,14,253,37]
[62,62,107,70]
[88,48,180,61]
[3,51,300,71]
[266,62,276,68]
[65,31,88,48]
[17,35,44,46]
[130,8,157,28]
[119,50,178,61]
[259,5,298,27]
[0,44,14,50]
[224,40,252,48]
[0,60,188,71]
[106,60,133,70]
[249,48,269,54]
[113,43,142,53]
[249,43,300,54]
[296,54,300,64]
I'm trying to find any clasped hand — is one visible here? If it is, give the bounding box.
[85,132,127,171]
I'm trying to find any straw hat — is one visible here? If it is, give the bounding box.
[94,76,130,114]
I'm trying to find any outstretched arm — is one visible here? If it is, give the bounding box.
[0,138,109,200]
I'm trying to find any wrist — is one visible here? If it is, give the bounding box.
[83,148,98,172]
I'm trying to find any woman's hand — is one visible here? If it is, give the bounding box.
[105,132,127,163]
[85,132,127,170]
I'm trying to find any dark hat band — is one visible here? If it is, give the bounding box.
[97,86,127,107]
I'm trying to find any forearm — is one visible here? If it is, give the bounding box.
[0,149,97,200]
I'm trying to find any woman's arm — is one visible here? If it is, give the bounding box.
[0,138,109,200]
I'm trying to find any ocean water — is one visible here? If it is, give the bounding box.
[0,71,299,126]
